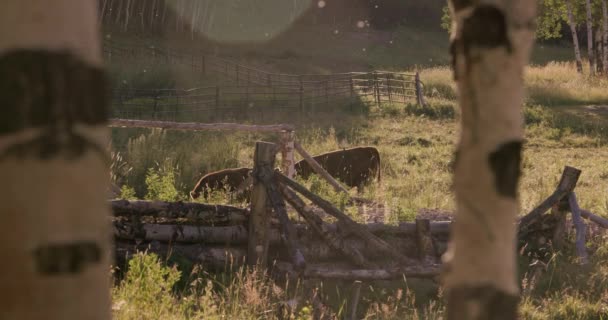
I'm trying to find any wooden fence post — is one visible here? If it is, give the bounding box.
[247,142,277,268]
[349,280,363,320]
[415,72,425,106]
[373,71,380,107]
[415,219,434,262]
[386,74,392,104]
[280,131,296,178]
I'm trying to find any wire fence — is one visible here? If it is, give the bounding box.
[104,39,425,121]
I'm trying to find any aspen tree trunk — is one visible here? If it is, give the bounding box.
[596,27,604,73]
[100,0,108,23]
[585,0,596,75]
[603,0,608,75]
[149,0,158,31]
[114,0,123,26]
[444,0,537,319]
[0,1,111,319]
[123,0,131,31]
[566,0,585,73]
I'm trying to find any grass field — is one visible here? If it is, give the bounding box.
[107,18,608,318]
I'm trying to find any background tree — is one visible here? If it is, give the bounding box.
[602,0,608,74]
[585,0,597,74]
[0,1,111,319]
[443,0,537,318]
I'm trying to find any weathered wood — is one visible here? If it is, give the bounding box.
[110,199,248,224]
[109,118,295,133]
[518,166,581,231]
[349,281,363,320]
[280,184,374,268]
[114,221,251,244]
[248,142,277,268]
[276,171,418,266]
[580,209,608,228]
[415,219,434,261]
[279,131,296,178]
[303,264,441,280]
[551,207,568,250]
[568,192,589,265]
[114,240,248,270]
[262,178,306,270]
[113,220,451,245]
[293,141,351,196]
[415,72,425,106]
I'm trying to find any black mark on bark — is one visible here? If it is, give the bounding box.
[462,5,512,53]
[488,140,523,198]
[447,284,519,320]
[0,50,109,161]
[33,241,101,275]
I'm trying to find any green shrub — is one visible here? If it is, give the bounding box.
[144,162,186,202]
[404,102,455,120]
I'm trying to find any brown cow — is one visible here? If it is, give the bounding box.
[294,146,381,191]
[190,167,252,200]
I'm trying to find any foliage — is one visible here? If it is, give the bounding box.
[144,161,186,202]
[440,5,452,34]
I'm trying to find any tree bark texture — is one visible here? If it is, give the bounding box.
[445,0,537,319]
[566,0,585,73]
[0,1,111,319]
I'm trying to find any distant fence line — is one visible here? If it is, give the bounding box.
[103,39,425,121]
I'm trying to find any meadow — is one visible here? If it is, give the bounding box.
[110,59,608,318]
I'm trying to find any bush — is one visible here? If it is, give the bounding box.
[144,163,186,202]
[404,102,455,120]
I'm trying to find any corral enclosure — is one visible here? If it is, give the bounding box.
[103,1,608,319]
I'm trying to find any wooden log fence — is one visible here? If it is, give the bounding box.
[108,104,603,282]
[113,159,608,283]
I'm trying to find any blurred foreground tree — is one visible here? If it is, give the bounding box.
[443,0,537,319]
[0,1,111,319]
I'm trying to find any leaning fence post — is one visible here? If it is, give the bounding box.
[280,131,296,178]
[248,141,277,268]
[415,72,426,106]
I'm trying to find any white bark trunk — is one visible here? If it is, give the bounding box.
[445,0,537,318]
[566,0,584,73]
[0,1,110,319]
[585,0,596,75]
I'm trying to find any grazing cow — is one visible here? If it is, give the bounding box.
[190,167,252,200]
[294,146,381,191]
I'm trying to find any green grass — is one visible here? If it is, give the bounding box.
[107,27,608,318]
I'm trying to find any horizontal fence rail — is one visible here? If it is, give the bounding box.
[103,39,425,121]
